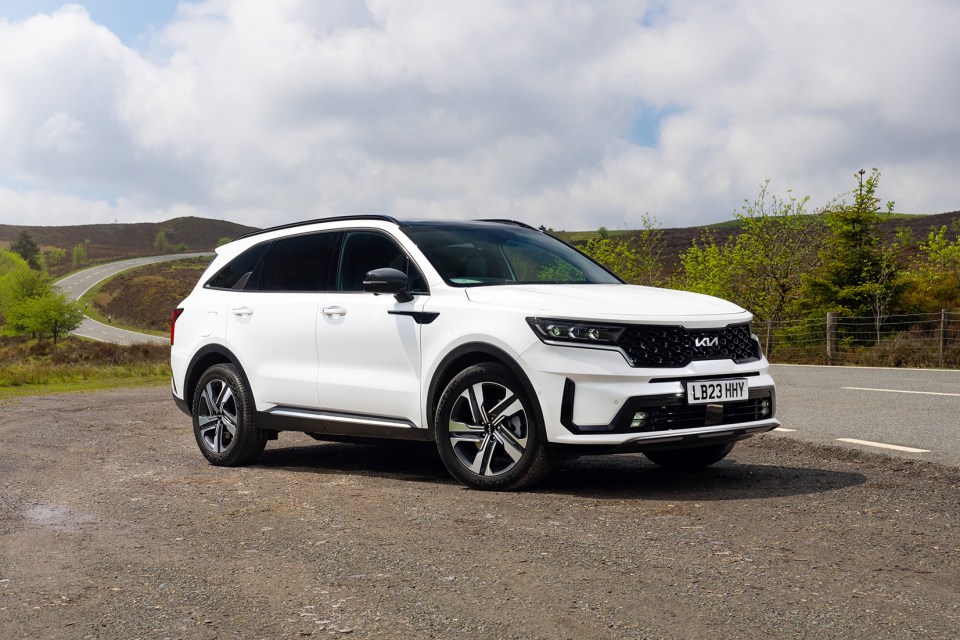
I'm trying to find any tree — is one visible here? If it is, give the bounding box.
[901,222,960,312]
[72,242,88,269]
[672,182,826,323]
[0,250,33,323]
[6,291,84,344]
[45,247,67,267]
[10,231,41,270]
[726,182,827,323]
[1,267,52,308]
[0,266,82,343]
[671,233,732,299]
[0,248,30,278]
[1,268,52,336]
[801,169,901,318]
[581,214,665,286]
[154,230,170,254]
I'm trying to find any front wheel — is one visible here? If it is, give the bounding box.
[643,442,735,470]
[434,363,552,490]
[192,363,267,466]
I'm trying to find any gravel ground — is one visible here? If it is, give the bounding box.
[1,387,958,639]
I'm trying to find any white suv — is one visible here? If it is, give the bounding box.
[171,216,779,490]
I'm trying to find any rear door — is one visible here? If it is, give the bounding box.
[225,231,338,409]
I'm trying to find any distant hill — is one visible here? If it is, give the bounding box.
[558,210,960,273]
[0,216,257,262]
[4,209,959,277]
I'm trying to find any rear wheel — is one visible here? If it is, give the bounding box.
[643,442,735,470]
[434,363,552,490]
[192,363,267,466]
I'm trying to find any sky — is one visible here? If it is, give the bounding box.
[0,1,958,231]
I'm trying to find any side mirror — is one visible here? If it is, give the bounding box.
[362,268,413,303]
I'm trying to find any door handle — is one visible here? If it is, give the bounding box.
[231,306,254,317]
[321,306,347,318]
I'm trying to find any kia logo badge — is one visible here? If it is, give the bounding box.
[694,336,718,348]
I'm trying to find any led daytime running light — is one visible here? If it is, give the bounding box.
[528,318,624,344]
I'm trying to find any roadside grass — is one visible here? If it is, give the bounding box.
[0,336,169,398]
[79,285,169,338]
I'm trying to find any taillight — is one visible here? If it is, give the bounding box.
[171,308,184,345]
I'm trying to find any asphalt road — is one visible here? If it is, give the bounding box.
[54,253,210,346]
[771,364,960,466]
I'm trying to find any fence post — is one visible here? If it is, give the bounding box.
[940,308,948,366]
[765,319,773,359]
[827,312,837,364]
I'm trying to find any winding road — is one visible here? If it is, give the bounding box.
[54,253,211,346]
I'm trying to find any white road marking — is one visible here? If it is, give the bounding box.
[842,386,960,397]
[773,427,797,432]
[74,332,110,343]
[775,363,960,373]
[836,438,930,454]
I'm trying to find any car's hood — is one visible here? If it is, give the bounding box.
[464,284,749,324]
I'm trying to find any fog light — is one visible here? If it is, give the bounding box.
[630,412,648,428]
[760,400,770,417]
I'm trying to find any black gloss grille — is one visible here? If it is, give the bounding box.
[617,322,759,368]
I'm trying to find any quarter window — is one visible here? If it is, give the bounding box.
[205,242,270,290]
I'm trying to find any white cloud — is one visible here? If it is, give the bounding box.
[0,0,958,230]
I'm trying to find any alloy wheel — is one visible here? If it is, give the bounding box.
[196,378,238,454]
[447,381,529,477]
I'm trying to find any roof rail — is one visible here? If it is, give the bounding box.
[232,214,404,241]
[474,218,540,231]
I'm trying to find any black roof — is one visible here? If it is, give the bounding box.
[233,215,539,241]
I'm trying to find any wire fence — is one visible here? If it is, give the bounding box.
[755,310,960,368]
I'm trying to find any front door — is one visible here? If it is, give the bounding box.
[315,230,428,427]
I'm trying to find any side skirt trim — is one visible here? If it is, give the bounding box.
[255,406,431,442]
[268,407,419,430]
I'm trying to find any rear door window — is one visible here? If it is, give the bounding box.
[254,232,339,292]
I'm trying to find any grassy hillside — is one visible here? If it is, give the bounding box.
[89,257,210,333]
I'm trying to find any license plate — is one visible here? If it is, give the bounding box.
[686,379,749,405]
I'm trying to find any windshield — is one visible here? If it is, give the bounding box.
[402,225,622,286]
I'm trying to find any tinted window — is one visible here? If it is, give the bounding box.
[206,242,270,290]
[256,232,338,292]
[402,225,620,286]
[337,231,426,293]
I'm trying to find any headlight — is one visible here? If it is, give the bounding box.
[527,317,625,345]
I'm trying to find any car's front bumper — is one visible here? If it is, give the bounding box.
[518,340,780,447]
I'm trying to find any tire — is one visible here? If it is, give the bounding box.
[191,363,267,466]
[643,442,735,470]
[434,363,552,490]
